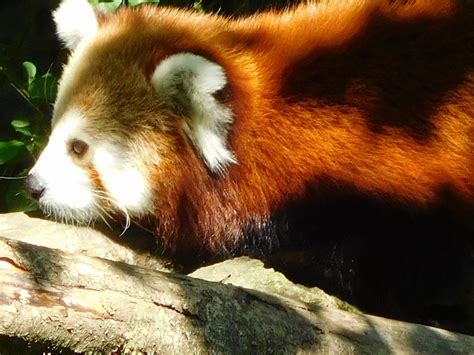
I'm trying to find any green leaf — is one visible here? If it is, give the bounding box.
[4,179,38,213]
[90,0,122,12]
[14,127,34,137]
[28,72,57,102]
[10,119,30,129]
[10,120,34,142]
[0,140,25,165]
[193,1,203,11]
[22,61,37,85]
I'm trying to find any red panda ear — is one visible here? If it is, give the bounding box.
[150,53,237,174]
[53,0,99,51]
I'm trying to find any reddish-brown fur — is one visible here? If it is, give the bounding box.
[80,0,473,256]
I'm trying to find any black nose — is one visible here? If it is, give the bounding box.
[25,174,46,201]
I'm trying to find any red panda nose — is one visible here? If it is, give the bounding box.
[25,174,46,201]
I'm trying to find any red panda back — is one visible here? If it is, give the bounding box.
[39,0,473,256]
[105,0,473,255]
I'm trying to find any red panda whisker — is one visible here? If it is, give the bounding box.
[90,190,132,236]
[90,194,134,236]
[0,176,27,180]
[92,204,115,231]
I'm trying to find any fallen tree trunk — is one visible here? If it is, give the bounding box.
[0,212,174,272]
[0,236,473,353]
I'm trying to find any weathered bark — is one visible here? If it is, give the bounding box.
[0,212,174,272]
[0,213,349,310]
[0,236,473,354]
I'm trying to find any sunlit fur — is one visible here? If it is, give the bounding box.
[29,110,96,223]
[151,53,236,172]
[36,0,473,257]
[53,0,98,50]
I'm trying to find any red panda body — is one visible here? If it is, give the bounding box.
[121,0,473,256]
[24,0,473,332]
[30,0,474,255]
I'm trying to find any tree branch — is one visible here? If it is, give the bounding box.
[1,235,473,353]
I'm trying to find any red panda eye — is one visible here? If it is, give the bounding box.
[70,139,89,158]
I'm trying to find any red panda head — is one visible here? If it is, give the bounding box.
[25,0,236,226]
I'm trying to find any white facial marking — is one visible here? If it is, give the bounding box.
[30,109,154,224]
[29,110,95,222]
[53,0,98,51]
[151,53,237,173]
[93,144,154,216]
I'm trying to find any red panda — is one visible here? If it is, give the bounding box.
[25,0,472,262]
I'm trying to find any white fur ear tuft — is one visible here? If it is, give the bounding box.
[151,53,237,173]
[53,0,98,50]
